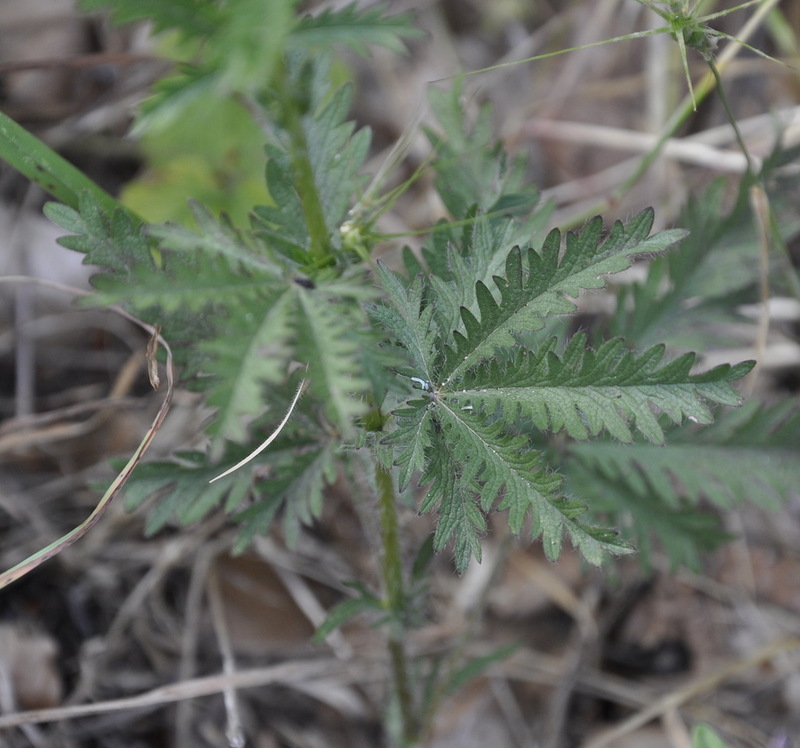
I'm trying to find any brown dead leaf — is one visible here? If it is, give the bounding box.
[212,554,315,655]
[0,623,62,711]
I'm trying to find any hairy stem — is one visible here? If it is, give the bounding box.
[375,462,418,746]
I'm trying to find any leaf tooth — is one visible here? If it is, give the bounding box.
[626,398,665,444]
[651,351,696,382]
[460,305,482,340]
[475,280,498,319]
[504,245,524,289]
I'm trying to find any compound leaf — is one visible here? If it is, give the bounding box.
[436,210,687,385]
[445,334,754,444]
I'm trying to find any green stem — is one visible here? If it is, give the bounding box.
[707,59,800,302]
[707,60,754,176]
[374,462,418,746]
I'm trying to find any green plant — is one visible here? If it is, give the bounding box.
[692,724,734,748]
[2,0,799,744]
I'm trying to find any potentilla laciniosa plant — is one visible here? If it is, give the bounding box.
[2,1,799,744]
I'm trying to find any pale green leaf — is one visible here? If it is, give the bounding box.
[201,288,294,445]
[295,285,370,436]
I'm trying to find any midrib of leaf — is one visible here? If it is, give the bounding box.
[91,263,276,311]
[382,398,434,492]
[442,336,750,443]
[434,399,628,566]
[147,203,282,276]
[435,400,560,509]
[443,380,743,444]
[370,264,436,382]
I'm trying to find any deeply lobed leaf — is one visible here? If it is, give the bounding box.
[446,334,754,444]
[436,209,687,384]
[389,395,633,573]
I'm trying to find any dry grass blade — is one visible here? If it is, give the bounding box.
[0,276,175,590]
[208,375,308,483]
[0,658,366,729]
[207,563,245,748]
[584,636,800,748]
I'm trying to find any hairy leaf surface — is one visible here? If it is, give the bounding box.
[200,288,294,445]
[446,335,753,444]
[570,400,800,509]
[233,442,338,551]
[295,285,370,435]
[388,395,633,573]
[437,210,687,384]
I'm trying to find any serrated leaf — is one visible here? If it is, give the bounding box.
[436,210,687,384]
[421,205,553,337]
[304,83,372,233]
[570,399,800,509]
[121,451,252,535]
[253,143,311,260]
[562,399,800,568]
[295,285,370,436]
[233,442,338,551]
[422,438,485,570]
[252,70,371,263]
[92,252,278,313]
[46,194,154,278]
[369,263,437,383]
[290,3,421,55]
[610,166,800,350]
[411,402,631,572]
[149,201,279,274]
[382,399,434,491]
[426,84,539,218]
[564,459,728,570]
[200,287,294,445]
[444,335,754,444]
